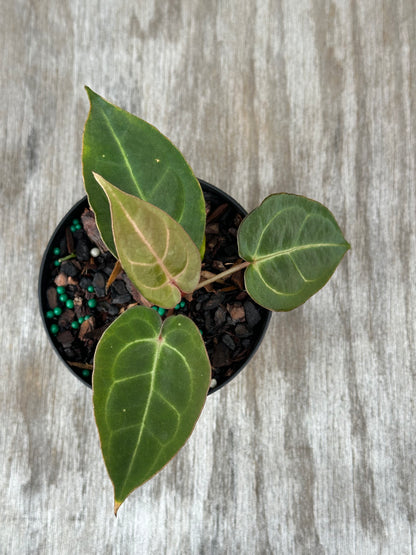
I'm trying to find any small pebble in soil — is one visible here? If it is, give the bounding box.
[75,239,91,261]
[47,286,58,308]
[222,334,235,351]
[92,272,106,296]
[235,324,251,337]
[57,330,73,348]
[214,306,226,326]
[244,301,262,328]
[211,343,232,368]
[61,262,78,277]
[58,309,75,327]
[210,378,217,389]
[80,277,93,290]
[90,247,100,258]
[112,293,132,304]
[107,304,119,316]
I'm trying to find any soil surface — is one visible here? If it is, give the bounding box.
[41,187,270,392]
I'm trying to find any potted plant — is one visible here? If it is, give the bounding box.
[40,88,350,514]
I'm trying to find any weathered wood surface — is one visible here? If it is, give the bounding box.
[1,1,415,553]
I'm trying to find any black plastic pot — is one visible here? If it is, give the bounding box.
[39,179,272,394]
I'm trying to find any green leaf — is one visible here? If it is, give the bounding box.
[94,174,201,308]
[82,87,206,255]
[93,306,211,514]
[238,194,350,311]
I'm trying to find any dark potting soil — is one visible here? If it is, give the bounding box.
[42,188,270,392]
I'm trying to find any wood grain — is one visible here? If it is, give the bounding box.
[1,0,415,553]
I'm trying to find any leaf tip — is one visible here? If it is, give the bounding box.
[92,172,107,191]
[114,500,122,516]
[84,85,97,101]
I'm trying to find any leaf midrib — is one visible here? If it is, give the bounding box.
[101,110,145,198]
[100,110,184,222]
[252,242,346,263]
[117,338,163,500]
[113,193,179,288]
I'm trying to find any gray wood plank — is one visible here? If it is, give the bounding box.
[1,0,415,553]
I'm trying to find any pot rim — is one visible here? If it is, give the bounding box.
[38,179,272,394]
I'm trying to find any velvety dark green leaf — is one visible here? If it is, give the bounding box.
[82,87,206,254]
[93,306,211,514]
[94,174,201,308]
[238,194,350,311]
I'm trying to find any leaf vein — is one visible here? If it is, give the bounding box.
[254,264,302,297]
[118,340,163,496]
[288,254,313,284]
[253,205,298,258]
[164,344,193,381]
[155,390,182,421]
[150,166,170,195]
[108,423,140,437]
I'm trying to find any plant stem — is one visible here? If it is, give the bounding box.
[58,252,76,263]
[68,361,93,370]
[195,261,251,290]
[106,260,122,293]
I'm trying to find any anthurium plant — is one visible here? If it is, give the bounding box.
[82,88,350,514]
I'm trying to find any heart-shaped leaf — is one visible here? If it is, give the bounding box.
[238,194,350,311]
[94,173,201,308]
[93,306,211,514]
[82,87,206,255]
